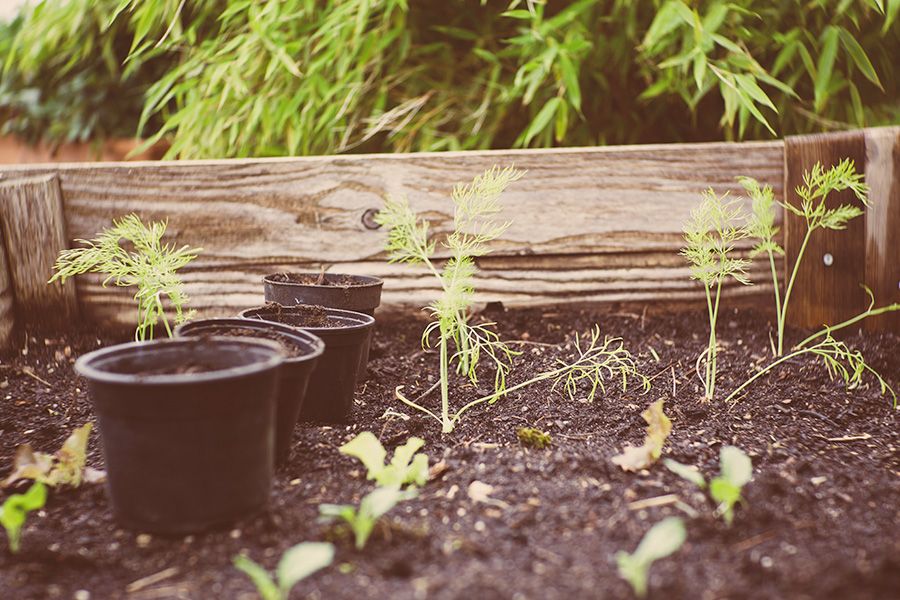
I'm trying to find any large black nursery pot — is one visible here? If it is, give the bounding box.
[239,303,374,423]
[75,337,283,535]
[263,273,383,375]
[174,318,324,465]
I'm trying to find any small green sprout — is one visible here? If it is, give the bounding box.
[319,487,417,550]
[49,214,201,341]
[742,159,873,356]
[234,542,334,600]
[339,432,429,489]
[680,190,751,400]
[516,427,552,449]
[665,445,753,525]
[1,482,47,553]
[615,517,686,598]
[2,423,103,489]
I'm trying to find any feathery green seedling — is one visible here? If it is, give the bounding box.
[375,166,524,433]
[665,445,753,525]
[516,427,552,449]
[742,159,871,355]
[0,482,46,553]
[234,542,334,600]
[724,331,896,406]
[339,432,429,489]
[49,214,200,341]
[681,190,751,400]
[319,487,417,550]
[615,517,686,598]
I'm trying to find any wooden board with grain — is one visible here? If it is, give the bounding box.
[0,175,78,328]
[0,141,784,329]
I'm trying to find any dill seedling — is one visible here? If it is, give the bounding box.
[741,159,873,355]
[49,214,201,341]
[680,190,751,400]
[375,166,524,433]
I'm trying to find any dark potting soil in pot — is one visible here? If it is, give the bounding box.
[251,302,335,328]
[1,305,898,599]
[268,272,362,287]
[184,326,308,359]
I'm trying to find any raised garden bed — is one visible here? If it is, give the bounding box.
[0,304,897,599]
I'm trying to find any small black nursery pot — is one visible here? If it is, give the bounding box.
[239,303,374,423]
[263,272,383,316]
[174,318,324,465]
[263,273,383,376]
[75,337,283,535]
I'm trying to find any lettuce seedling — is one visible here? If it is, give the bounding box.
[2,423,104,488]
[49,214,201,341]
[375,166,523,433]
[612,399,671,472]
[680,190,751,400]
[665,445,752,525]
[615,517,686,598]
[319,487,417,550]
[339,432,428,489]
[0,482,46,553]
[234,542,334,600]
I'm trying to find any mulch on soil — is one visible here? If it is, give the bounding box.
[0,305,897,600]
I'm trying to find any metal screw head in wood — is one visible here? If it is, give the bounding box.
[823,253,834,267]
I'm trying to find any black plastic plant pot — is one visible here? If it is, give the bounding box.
[263,272,383,377]
[174,318,324,465]
[263,273,383,316]
[239,304,374,423]
[74,337,283,535]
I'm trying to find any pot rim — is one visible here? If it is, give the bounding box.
[238,305,375,334]
[263,272,383,290]
[75,337,283,386]
[173,318,325,365]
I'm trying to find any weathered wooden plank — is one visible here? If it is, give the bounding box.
[0,226,15,349]
[0,141,784,328]
[783,131,869,330]
[863,127,900,332]
[0,175,79,328]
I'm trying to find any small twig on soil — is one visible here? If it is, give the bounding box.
[555,432,593,441]
[797,409,842,430]
[627,494,679,511]
[819,433,872,443]
[20,366,51,387]
[126,567,180,593]
[731,530,776,553]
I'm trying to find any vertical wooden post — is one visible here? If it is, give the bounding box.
[0,175,79,331]
[784,126,900,333]
[0,227,15,349]
[863,127,900,331]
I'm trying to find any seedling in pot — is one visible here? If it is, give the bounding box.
[516,427,551,449]
[680,190,751,400]
[664,445,753,525]
[612,399,671,472]
[615,516,686,598]
[319,487,417,550]
[2,423,105,488]
[234,542,334,600]
[49,214,201,341]
[339,432,429,489]
[375,166,523,433]
[0,482,46,553]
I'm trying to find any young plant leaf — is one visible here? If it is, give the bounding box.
[0,482,47,553]
[339,432,428,489]
[709,446,752,525]
[612,399,672,472]
[234,555,280,600]
[319,487,416,550]
[615,517,687,598]
[2,424,103,488]
[663,458,707,488]
[276,542,335,595]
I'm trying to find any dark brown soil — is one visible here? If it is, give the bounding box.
[0,305,897,600]
[245,303,338,328]
[183,326,309,359]
[269,272,365,287]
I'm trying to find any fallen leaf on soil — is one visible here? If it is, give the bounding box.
[2,423,97,488]
[467,481,509,508]
[612,400,672,472]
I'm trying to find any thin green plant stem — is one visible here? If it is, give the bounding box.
[778,223,812,355]
[767,249,782,352]
[724,348,808,403]
[796,303,900,349]
[439,334,451,433]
